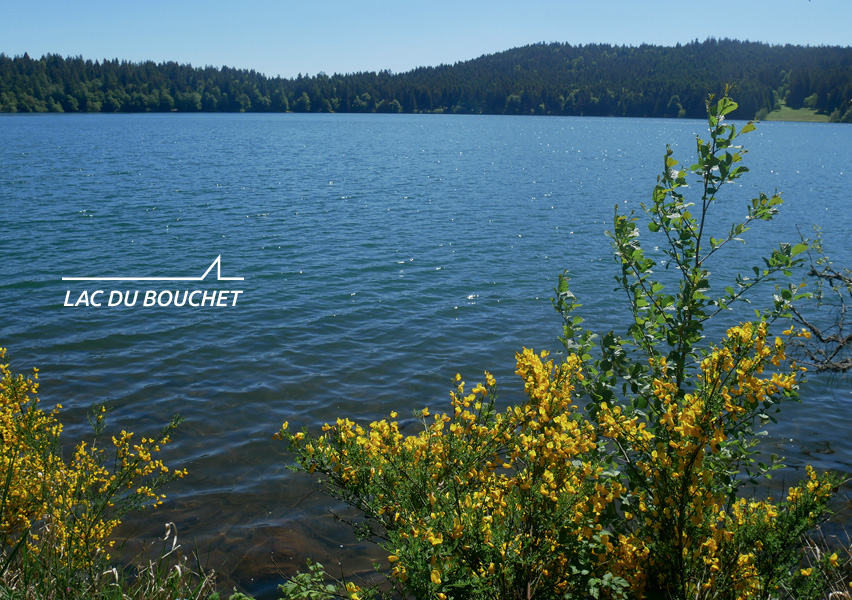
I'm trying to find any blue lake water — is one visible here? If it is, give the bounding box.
[1,112,850,596]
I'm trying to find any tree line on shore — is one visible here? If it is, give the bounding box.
[2,39,851,121]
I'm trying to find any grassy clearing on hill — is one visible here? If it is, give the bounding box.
[763,102,830,122]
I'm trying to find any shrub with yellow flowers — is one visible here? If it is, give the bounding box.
[553,90,844,599]
[593,323,841,599]
[280,350,627,599]
[0,348,187,596]
[278,92,847,600]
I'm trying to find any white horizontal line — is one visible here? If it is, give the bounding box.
[61,256,244,282]
[61,276,244,281]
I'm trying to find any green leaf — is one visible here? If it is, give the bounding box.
[717,97,738,116]
[791,243,808,257]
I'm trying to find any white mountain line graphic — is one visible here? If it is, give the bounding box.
[62,256,244,282]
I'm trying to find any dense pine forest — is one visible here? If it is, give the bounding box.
[2,39,851,121]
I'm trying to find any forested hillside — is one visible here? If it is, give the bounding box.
[2,39,851,121]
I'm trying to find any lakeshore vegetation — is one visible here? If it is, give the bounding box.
[2,40,852,121]
[2,92,851,599]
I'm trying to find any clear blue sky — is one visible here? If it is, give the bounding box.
[1,0,848,79]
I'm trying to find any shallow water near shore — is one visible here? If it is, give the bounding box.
[1,112,850,597]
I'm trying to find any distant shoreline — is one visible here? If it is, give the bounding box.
[3,41,851,122]
[0,110,840,124]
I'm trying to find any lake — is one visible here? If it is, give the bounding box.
[1,112,850,597]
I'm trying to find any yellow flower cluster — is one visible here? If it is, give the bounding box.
[0,351,57,543]
[0,348,185,572]
[594,323,824,597]
[699,322,799,416]
[281,348,620,597]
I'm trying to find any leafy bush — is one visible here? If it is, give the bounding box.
[278,93,847,600]
[0,348,198,598]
